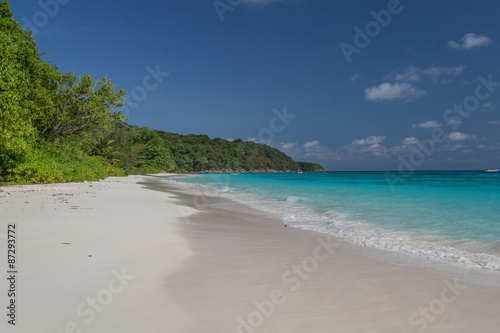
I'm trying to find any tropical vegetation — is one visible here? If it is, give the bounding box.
[0,1,323,185]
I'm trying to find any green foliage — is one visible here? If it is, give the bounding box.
[1,139,124,184]
[0,1,129,184]
[86,133,116,162]
[41,73,127,139]
[157,131,325,173]
[0,1,323,185]
[298,161,325,172]
[134,127,175,173]
[92,125,175,175]
[0,0,60,150]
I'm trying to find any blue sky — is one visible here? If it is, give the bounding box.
[11,0,500,171]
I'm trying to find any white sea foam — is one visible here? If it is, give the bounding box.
[164,178,500,271]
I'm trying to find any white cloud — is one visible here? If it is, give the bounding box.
[392,66,421,82]
[303,140,320,149]
[481,102,496,112]
[347,136,389,157]
[363,144,389,157]
[389,137,421,154]
[281,142,297,149]
[302,140,340,159]
[351,74,359,82]
[489,121,500,126]
[412,120,442,129]
[279,137,392,161]
[446,119,461,126]
[478,143,500,151]
[448,33,494,49]
[421,65,465,77]
[275,131,482,163]
[365,82,426,102]
[440,143,465,151]
[352,136,386,145]
[276,140,340,161]
[369,65,464,103]
[448,132,476,141]
[400,137,420,145]
[389,65,465,84]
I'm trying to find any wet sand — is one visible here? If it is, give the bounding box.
[1,176,499,332]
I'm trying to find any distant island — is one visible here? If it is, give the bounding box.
[158,131,324,173]
[0,1,323,185]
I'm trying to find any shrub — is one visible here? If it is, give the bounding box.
[2,142,124,184]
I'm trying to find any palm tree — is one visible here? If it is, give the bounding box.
[86,134,116,163]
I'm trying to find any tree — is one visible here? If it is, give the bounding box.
[0,0,59,150]
[155,130,325,172]
[86,133,116,163]
[42,73,127,139]
[0,0,129,183]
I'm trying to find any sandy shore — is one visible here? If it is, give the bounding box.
[1,175,196,332]
[1,176,500,332]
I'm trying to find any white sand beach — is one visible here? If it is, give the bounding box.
[1,175,499,332]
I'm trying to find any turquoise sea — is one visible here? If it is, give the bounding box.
[169,171,500,270]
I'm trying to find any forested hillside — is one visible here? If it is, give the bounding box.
[0,1,323,184]
[158,132,324,173]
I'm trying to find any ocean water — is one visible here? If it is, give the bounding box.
[168,171,500,271]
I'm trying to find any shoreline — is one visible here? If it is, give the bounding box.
[166,170,325,175]
[147,178,500,332]
[1,176,500,332]
[164,175,500,274]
